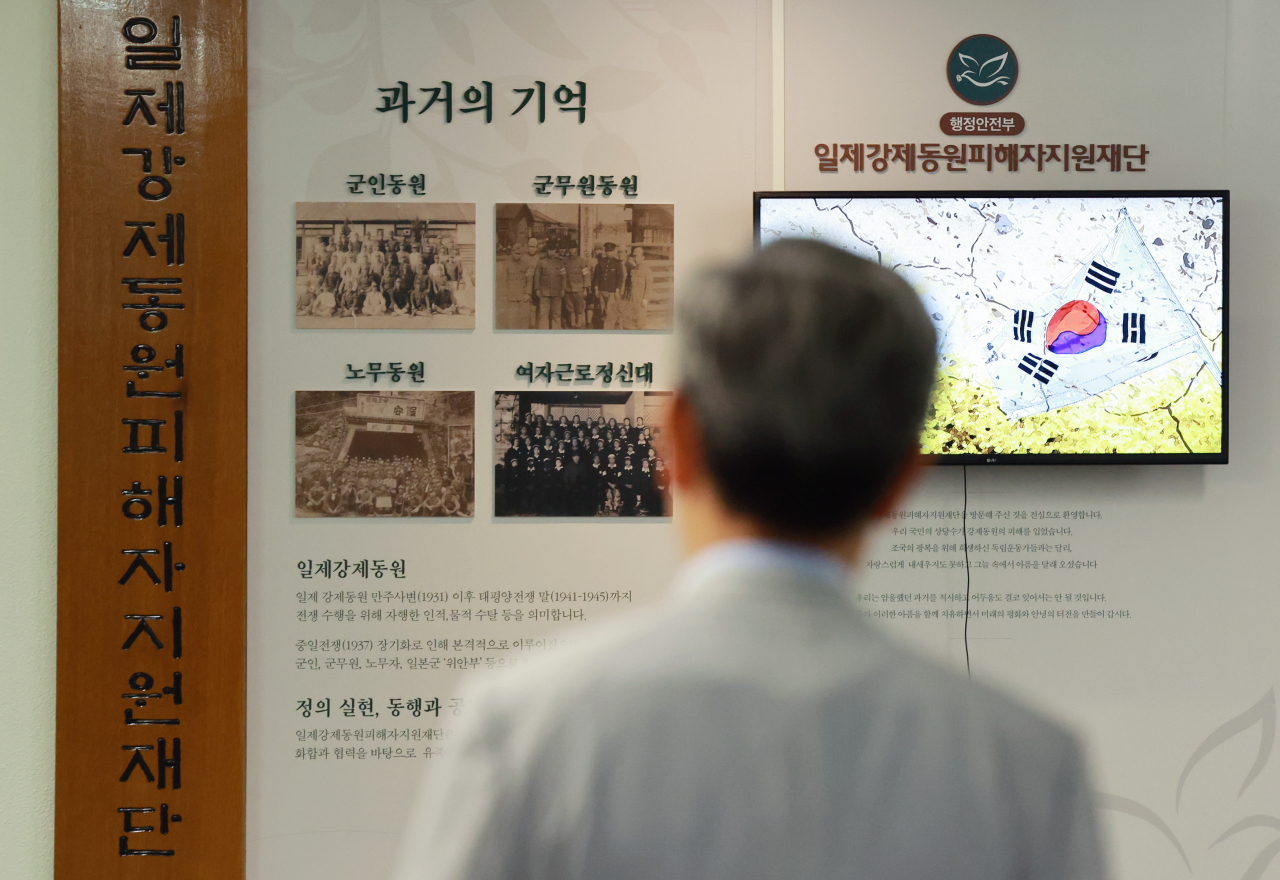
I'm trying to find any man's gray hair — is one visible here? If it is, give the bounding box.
[677,238,937,534]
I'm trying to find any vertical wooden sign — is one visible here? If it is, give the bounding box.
[57,2,246,876]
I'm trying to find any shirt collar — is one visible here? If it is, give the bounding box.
[673,538,849,600]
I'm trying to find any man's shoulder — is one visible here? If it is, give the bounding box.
[467,588,1078,767]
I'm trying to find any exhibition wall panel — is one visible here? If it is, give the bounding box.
[28,1,1264,879]
[247,3,767,877]
[783,3,1280,878]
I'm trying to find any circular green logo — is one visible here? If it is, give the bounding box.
[947,34,1018,105]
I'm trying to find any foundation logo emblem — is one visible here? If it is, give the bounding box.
[947,34,1018,105]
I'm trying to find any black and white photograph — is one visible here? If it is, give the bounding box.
[295,202,476,329]
[494,391,672,517]
[296,391,475,517]
[495,203,674,330]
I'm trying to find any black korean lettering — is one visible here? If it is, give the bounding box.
[123,298,185,332]
[119,738,180,789]
[158,476,182,525]
[121,419,165,455]
[122,671,183,707]
[158,214,183,264]
[123,16,182,71]
[123,91,158,126]
[119,745,156,783]
[122,83,184,133]
[511,81,545,122]
[117,802,181,855]
[127,380,182,399]
[118,543,185,591]
[121,414,182,461]
[121,667,183,726]
[125,705,179,726]
[119,477,182,525]
[123,222,157,257]
[121,147,186,201]
[375,81,416,122]
[122,277,182,296]
[122,615,164,651]
[124,215,184,265]
[122,608,181,659]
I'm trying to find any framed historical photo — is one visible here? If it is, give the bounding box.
[495,203,674,331]
[295,202,476,329]
[295,391,475,518]
[494,391,672,517]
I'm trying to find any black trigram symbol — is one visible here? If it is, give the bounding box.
[1017,353,1059,384]
[1122,312,1147,343]
[1085,261,1120,293]
[1012,309,1035,342]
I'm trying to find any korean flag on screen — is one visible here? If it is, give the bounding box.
[986,210,1221,420]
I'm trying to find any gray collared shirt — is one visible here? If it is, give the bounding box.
[394,540,1108,880]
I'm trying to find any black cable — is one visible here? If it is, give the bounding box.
[962,465,971,679]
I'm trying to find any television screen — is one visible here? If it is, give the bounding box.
[756,191,1228,464]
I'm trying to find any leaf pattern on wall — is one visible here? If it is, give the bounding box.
[251,0,382,118]
[492,100,530,151]
[1212,814,1280,845]
[501,158,561,199]
[1211,820,1280,880]
[307,130,391,200]
[1098,690,1280,879]
[1096,793,1192,870]
[653,0,729,34]
[656,31,706,93]
[301,52,372,116]
[254,0,303,68]
[1240,840,1280,880]
[428,7,476,65]
[250,66,296,111]
[582,131,640,171]
[581,65,663,113]
[304,0,366,35]
[1178,688,1275,809]
[489,0,585,59]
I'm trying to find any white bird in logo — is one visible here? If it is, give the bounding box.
[955,51,1011,87]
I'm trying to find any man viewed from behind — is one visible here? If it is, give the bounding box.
[394,239,1107,880]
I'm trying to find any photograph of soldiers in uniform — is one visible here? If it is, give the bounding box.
[494,391,672,517]
[295,202,476,329]
[296,391,475,518]
[495,203,674,331]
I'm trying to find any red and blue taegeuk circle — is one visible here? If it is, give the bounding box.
[1046,300,1107,355]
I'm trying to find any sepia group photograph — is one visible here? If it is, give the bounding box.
[295,202,476,329]
[494,391,672,517]
[296,391,475,518]
[495,203,674,331]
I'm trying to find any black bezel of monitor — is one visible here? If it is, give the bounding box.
[753,189,1229,466]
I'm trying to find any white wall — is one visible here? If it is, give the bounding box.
[0,1,58,877]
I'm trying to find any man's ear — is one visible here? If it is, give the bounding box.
[870,451,928,520]
[662,391,707,490]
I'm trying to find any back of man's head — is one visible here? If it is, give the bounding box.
[677,238,936,536]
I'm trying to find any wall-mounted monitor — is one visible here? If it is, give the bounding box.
[755,191,1228,464]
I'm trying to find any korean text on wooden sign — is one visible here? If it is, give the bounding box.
[116,16,189,857]
[56,2,247,877]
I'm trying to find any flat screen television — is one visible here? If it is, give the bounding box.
[755,191,1228,464]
